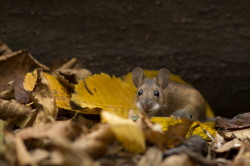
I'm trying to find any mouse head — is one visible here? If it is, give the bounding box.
[132,67,170,116]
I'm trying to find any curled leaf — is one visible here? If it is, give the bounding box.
[216,112,250,130]
[0,99,32,121]
[0,40,12,55]
[0,81,15,100]
[55,68,92,89]
[0,50,49,103]
[30,70,58,125]
[16,121,83,141]
[101,111,146,153]
[24,70,98,114]
[73,125,115,158]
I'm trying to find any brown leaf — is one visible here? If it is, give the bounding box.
[30,70,58,126]
[165,119,193,148]
[163,135,207,157]
[56,68,92,89]
[29,149,50,164]
[0,81,15,100]
[16,121,84,141]
[160,154,194,166]
[231,142,250,166]
[138,147,163,166]
[0,40,12,55]
[0,50,49,103]
[215,138,242,153]
[15,137,36,166]
[216,113,250,130]
[0,99,32,121]
[222,128,250,140]
[72,124,115,158]
[54,58,79,71]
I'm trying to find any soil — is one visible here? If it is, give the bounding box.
[1,0,250,118]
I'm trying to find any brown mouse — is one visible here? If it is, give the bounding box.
[132,67,206,121]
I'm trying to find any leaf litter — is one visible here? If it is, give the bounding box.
[0,40,250,166]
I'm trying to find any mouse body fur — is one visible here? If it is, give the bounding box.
[132,67,206,121]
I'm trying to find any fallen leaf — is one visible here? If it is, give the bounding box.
[150,117,217,140]
[24,70,99,114]
[0,50,49,103]
[0,81,15,100]
[15,137,36,166]
[136,115,192,149]
[165,119,193,148]
[30,70,58,125]
[137,147,162,166]
[163,135,207,157]
[232,142,250,166]
[73,125,115,158]
[72,74,137,117]
[0,40,12,55]
[101,111,146,153]
[160,154,194,166]
[216,113,250,130]
[53,58,80,71]
[16,121,83,141]
[222,128,250,140]
[0,99,32,121]
[215,138,242,153]
[55,68,92,89]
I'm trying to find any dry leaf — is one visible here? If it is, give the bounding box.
[0,81,15,100]
[101,111,146,153]
[232,142,250,166]
[215,138,242,153]
[0,99,32,121]
[16,121,83,141]
[30,70,58,125]
[165,119,193,148]
[216,113,250,130]
[15,137,36,166]
[137,147,162,166]
[0,40,12,55]
[0,50,49,103]
[72,74,137,117]
[55,68,92,89]
[54,58,79,71]
[160,154,194,166]
[164,135,207,157]
[222,128,250,140]
[24,70,99,114]
[73,125,115,158]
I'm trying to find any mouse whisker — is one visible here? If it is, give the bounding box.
[160,104,177,111]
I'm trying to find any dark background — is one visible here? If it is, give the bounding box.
[1,0,250,117]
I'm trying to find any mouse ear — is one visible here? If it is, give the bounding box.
[155,68,170,89]
[132,67,145,88]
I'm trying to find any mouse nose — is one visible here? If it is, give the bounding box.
[141,100,152,111]
[142,104,150,111]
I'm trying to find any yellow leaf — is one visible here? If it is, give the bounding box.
[150,117,217,140]
[71,73,137,117]
[23,70,99,114]
[101,111,145,153]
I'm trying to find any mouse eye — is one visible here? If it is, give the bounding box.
[154,91,160,97]
[138,90,143,96]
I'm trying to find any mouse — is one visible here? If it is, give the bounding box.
[132,67,207,121]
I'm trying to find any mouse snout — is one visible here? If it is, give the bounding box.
[140,100,153,112]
